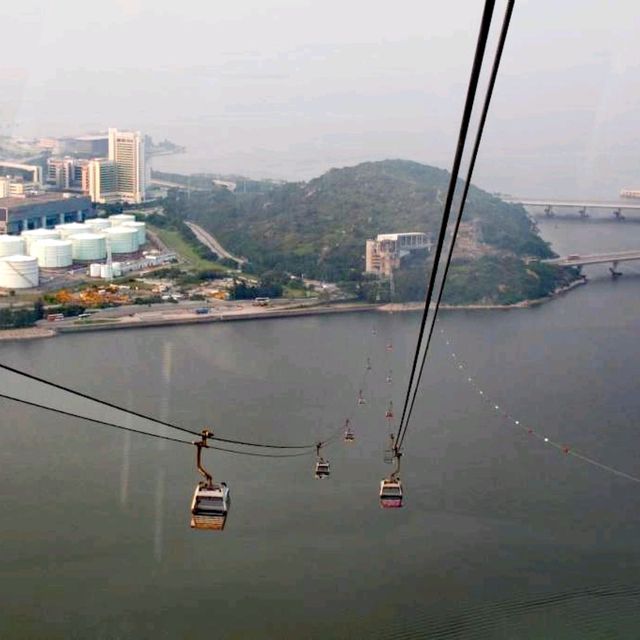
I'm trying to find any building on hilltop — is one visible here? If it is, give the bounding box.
[365,232,431,278]
[0,193,93,234]
[108,128,146,204]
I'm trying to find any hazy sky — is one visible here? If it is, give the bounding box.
[2,1,639,197]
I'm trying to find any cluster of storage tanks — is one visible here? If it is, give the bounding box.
[0,214,147,289]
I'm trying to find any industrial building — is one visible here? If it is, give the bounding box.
[0,211,151,289]
[0,194,93,234]
[365,232,431,278]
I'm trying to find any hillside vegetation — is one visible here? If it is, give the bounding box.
[166,159,577,304]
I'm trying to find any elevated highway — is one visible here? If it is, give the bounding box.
[503,197,640,220]
[543,250,640,277]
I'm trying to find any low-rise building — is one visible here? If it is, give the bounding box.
[0,193,93,234]
[365,232,431,277]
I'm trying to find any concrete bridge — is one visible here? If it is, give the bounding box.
[503,197,640,220]
[0,161,43,184]
[543,250,640,277]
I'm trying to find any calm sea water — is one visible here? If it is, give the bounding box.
[1,218,639,638]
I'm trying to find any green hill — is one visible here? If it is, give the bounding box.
[166,159,577,304]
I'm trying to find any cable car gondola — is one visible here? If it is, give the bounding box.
[344,419,355,443]
[191,482,230,530]
[315,458,331,478]
[315,443,331,478]
[385,401,394,419]
[358,390,367,405]
[386,370,393,383]
[379,478,403,508]
[190,429,230,531]
[366,357,372,371]
[380,449,403,508]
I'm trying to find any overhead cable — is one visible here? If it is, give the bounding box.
[0,361,316,450]
[395,0,497,449]
[0,392,314,458]
[397,0,515,449]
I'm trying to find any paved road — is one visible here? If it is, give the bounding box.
[184,221,246,265]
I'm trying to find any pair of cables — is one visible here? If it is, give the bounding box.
[0,361,318,459]
[395,0,515,452]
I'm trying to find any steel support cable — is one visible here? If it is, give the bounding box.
[397,0,514,450]
[0,392,314,458]
[394,0,497,449]
[0,361,317,450]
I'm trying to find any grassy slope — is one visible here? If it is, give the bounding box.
[148,224,228,272]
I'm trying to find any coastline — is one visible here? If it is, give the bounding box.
[0,277,587,341]
[0,327,57,342]
[379,276,587,313]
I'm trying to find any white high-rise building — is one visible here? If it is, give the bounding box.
[108,128,146,204]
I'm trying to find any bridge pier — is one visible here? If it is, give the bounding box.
[613,208,625,221]
[579,207,589,218]
[544,205,554,217]
[610,260,623,278]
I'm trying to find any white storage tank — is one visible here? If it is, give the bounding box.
[31,239,73,268]
[0,235,25,257]
[70,233,107,261]
[0,255,39,289]
[89,263,102,277]
[112,262,122,277]
[122,221,146,245]
[100,264,113,279]
[108,213,136,226]
[85,218,111,232]
[21,228,61,253]
[105,226,139,254]
[56,222,91,239]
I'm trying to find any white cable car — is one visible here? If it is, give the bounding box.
[190,429,230,531]
[379,478,403,508]
[386,370,393,383]
[191,482,230,530]
[315,458,331,479]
